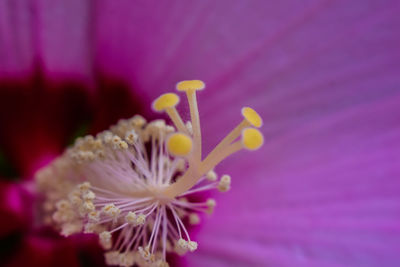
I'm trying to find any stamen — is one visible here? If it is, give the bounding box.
[206,198,216,214]
[176,80,205,161]
[176,80,205,91]
[242,107,263,128]
[99,231,112,249]
[217,174,231,192]
[200,128,263,173]
[164,128,263,198]
[152,93,188,134]
[35,79,263,267]
[187,241,198,252]
[209,107,262,157]
[206,170,218,181]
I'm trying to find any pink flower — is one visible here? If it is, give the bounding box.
[1,0,400,266]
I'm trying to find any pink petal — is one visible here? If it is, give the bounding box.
[0,180,31,237]
[93,4,400,265]
[1,1,399,266]
[0,0,34,78]
[187,94,400,266]
[4,229,107,266]
[0,0,93,82]
[0,82,92,178]
[93,0,400,105]
[6,233,81,267]
[90,1,400,266]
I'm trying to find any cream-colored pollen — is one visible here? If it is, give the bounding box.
[69,195,82,206]
[206,199,217,214]
[187,241,198,252]
[82,201,95,213]
[206,170,218,181]
[136,214,146,226]
[103,204,121,218]
[83,190,95,201]
[125,211,137,224]
[119,252,135,267]
[217,174,231,192]
[88,210,100,222]
[177,238,188,250]
[138,246,153,261]
[119,140,129,150]
[100,231,112,249]
[125,130,138,145]
[105,251,120,266]
[78,182,91,193]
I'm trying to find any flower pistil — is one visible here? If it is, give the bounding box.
[36,80,263,267]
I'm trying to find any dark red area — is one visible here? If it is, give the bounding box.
[0,66,146,179]
[0,65,147,267]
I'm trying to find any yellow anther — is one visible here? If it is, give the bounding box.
[176,80,205,91]
[242,128,264,150]
[167,133,193,156]
[241,107,263,128]
[152,93,180,112]
[152,93,188,134]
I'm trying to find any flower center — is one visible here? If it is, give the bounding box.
[36,80,263,267]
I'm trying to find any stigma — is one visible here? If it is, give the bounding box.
[36,80,263,267]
